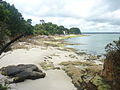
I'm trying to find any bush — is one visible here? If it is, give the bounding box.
[104,38,120,90]
[105,38,120,66]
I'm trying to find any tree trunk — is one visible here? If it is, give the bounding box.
[0,34,25,55]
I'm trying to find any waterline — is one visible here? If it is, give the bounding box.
[65,34,120,55]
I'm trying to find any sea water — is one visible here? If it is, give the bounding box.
[65,34,120,55]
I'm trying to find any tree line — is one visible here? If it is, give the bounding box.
[34,21,81,35]
[0,0,81,55]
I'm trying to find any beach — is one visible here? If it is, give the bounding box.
[0,35,103,90]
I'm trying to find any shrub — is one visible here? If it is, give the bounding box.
[104,38,120,90]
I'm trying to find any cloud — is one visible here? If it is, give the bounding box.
[105,0,120,11]
[4,0,120,32]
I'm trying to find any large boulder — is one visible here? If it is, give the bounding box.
[0,64,46,83]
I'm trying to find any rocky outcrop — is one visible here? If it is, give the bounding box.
[40,60,60,70]
[62,65,111,90]
[0,64,46,83]
[59,61,110,90]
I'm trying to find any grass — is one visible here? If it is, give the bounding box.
[54,34,88,40]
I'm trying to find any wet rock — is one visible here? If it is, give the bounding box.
[0,64,46,83]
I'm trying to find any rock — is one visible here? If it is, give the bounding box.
[13,71,46,83]
[62,65,84,89]
[88,55,98,60]
[0,65,21,77]
[0,64,46,83]
[97,55,101,58]
[40,60,60,70]
[69,54,78,59]
[53,67,60,70]
[59,61,105,90]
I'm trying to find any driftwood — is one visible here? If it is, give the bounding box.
[0,34,25,55]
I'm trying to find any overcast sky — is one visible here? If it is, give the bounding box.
[4,0,120,32]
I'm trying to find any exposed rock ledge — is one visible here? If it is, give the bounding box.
[0,64,46,83]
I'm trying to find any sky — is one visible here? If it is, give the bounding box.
[4,0,120,32]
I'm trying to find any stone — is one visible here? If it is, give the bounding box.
[40,60,60,70]
[0,64,46,83]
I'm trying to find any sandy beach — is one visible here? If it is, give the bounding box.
[0,46,78,90]
[0,35,103,90]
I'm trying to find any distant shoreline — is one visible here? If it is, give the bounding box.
[82,32,120,34]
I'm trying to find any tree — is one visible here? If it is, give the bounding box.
[27,19,32,25]
[57,26,65,35]
[69,27,81,34]
[103,38,120,90]
[34,21,81,35]
[34,24,49,35]
[40,20,45,24]
[0,1,33,55]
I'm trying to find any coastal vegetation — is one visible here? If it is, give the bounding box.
[103,38,120,90]
[0,0,33,55]
[0,0,81,55]
[0,0,120,90]
[34,22,81,35]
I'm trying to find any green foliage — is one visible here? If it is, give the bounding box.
[105,38,120,72]
[0,1,33,50]
[0,1,33,36]
[69,27,81,34]
[34,24,49,35]
[0,0,81,53]
[34,22,81,35]
[105,38,120,89]
[105,38,120,62]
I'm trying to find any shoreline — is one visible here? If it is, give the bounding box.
[0,35,104,90]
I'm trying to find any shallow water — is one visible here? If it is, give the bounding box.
[65,34,120,55]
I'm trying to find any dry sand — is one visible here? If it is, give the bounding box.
[0,46,85,90]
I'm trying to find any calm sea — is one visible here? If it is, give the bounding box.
[65,34,120,55]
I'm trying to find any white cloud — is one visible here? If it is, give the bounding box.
[4,0,120,32]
